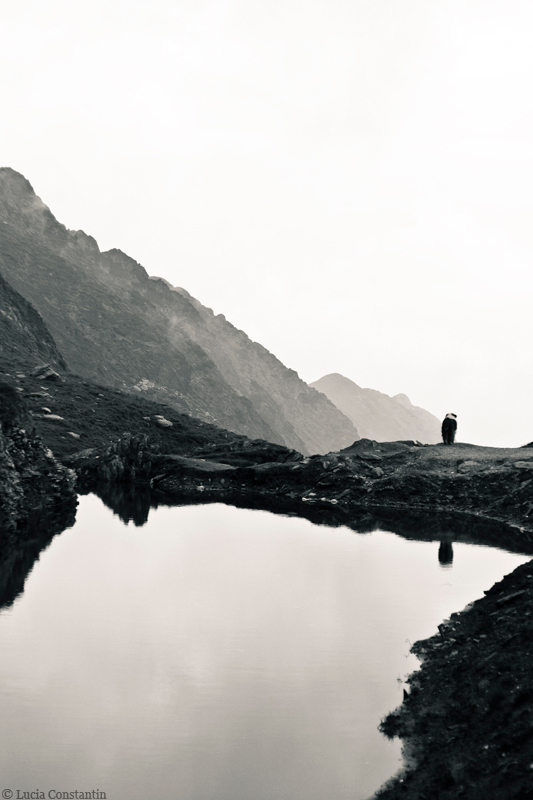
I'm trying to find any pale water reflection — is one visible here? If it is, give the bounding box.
[0,496,529,800]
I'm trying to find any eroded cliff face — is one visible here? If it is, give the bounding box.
[0,382,76,538]
[0,168,358,454]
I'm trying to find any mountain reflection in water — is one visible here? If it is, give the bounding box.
[0,501,76,610]
[91,482,533,562]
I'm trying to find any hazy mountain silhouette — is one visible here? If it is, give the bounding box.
[0,168,358,455]
[310,373,440,443]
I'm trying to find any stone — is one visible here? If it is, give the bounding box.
[155,417,173,428]
[458,461,480,473]
[68,432,81,439]
[31,364,61,381]
[370,467,384,478]
[42,368,61,381]
[152,454,235,474]
[335,488,351,499]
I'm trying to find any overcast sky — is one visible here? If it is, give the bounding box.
[1,0,532,447]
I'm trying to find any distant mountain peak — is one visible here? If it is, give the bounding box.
[392,393,412,409]
[0,167,37,195]
[311,373,440,444]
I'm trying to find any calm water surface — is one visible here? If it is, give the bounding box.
[0,495,529,800]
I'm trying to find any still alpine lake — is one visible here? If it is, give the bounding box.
[0,495,530,800]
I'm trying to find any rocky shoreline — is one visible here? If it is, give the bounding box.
[70,433,533,533]
[375,557,533,799]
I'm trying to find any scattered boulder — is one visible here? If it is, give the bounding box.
[458,460,480,473]
[340,439,414,458]
[154,416,173,428]
[152,454,235,477]
[31,364,61,382]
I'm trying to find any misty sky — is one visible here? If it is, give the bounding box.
[1,0,532,447]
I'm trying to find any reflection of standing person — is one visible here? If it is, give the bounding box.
[441,413,457,445]
[438,539,454,567]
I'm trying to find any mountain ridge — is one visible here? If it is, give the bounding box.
[0,167,358,455]
[311,372,441,443]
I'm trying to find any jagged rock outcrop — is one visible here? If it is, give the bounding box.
[310,372,440,443]
[0,381,76,538]
[68,431,304,490]
[0,168,358,454]
[71,433,157,486]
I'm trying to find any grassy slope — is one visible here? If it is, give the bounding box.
[0,353,251,462]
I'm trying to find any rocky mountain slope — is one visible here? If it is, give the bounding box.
[0,270,67,371]
[310,372,440,443]
[0,168,358,455]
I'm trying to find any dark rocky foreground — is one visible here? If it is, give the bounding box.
[376,558,533,800]
[0,381,77,609]
[0,380,76,538]
[67,433,533,799]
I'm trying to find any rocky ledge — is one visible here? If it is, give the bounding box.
[69,435,533,533]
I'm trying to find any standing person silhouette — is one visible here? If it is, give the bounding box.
[441,413,457,445]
